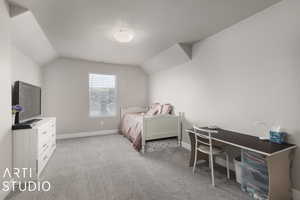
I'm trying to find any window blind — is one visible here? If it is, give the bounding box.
[89,74,116,117]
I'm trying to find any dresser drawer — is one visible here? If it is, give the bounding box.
[39,140,51,156]
[38,147,51,175]
[13,118,56,181]
[37,123,51,153]
[50,126,56,140]
[38,122,51,136]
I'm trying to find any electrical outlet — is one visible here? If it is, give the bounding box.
[100,120,104,127]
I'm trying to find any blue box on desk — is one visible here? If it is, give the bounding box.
[269,131,287,144]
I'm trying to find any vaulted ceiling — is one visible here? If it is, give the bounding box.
[11,11,57,65]
[12,0,281,65]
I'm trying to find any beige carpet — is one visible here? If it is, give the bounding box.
[7,134,251,200]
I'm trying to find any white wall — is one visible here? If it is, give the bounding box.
[0,5,44,197]
[43,57,148,134]
[0,0,12,198]
[11,46,42,86]
[149,0,300,189]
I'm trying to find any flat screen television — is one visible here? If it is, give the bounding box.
[12,81,41,123]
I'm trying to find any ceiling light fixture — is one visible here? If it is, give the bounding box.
[113,28,134,43]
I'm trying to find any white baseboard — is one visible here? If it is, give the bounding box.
[57,129,119,140]
[293,189,300,200]
[0,179,14,200]
[181,142,191,151]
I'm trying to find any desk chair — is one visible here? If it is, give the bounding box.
[192,126,230,186]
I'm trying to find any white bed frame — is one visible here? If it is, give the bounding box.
[120,107,182,153]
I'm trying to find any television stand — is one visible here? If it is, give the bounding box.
[13,117,56,181]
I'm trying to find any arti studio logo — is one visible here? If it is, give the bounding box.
[1,168,51,192]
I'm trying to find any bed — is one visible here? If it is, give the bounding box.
[120,104,181,153]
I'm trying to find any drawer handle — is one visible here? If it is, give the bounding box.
[42,131,47,135]
[42,144,48,150]
[43,155,48,161]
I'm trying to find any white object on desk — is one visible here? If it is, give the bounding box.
[254,121,270,138]
[259,136,269,141]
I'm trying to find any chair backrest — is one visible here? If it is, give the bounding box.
[192,125,218,146]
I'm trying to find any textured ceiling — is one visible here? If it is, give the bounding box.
[12,0,281,65]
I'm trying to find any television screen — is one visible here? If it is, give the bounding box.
[13,81,41,122]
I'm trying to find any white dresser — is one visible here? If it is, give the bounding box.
[13,118,56,181]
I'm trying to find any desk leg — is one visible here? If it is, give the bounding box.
[266,150,292,200]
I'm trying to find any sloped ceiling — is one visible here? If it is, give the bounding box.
[11,0,281,66]
[11,9,58,66]
[143,43,192,74]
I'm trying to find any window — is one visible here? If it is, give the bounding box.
[89,74,117,117]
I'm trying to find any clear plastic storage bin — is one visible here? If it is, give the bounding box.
[241,150,269,200]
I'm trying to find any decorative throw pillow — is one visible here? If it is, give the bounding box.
[149,103,160,109]
[160,104,173,115]
[146,103,161,116]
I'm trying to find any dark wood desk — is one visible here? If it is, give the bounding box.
[186,128,296,200]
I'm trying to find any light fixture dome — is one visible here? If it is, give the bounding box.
[113,28,134,43]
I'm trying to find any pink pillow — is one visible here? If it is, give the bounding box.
[160,104,173,115]
[146,103,161,116]
[149,103,160,109]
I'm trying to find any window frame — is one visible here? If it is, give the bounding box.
[88,73,118,118]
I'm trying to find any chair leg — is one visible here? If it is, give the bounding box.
[225,153,230,180]
[209,154,215,187]
[193,149,198,175]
